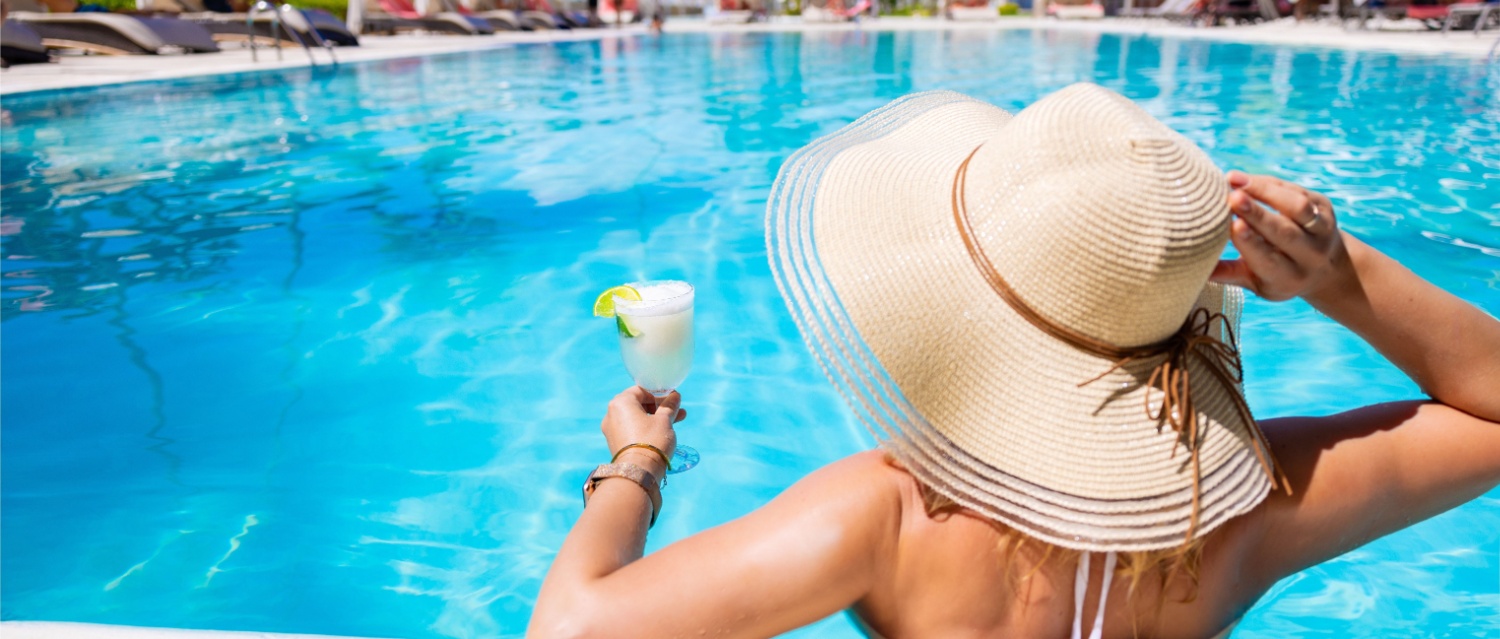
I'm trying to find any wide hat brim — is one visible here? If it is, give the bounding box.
[766,90,1272,552]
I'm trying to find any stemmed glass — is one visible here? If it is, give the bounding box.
[613,280,699,473]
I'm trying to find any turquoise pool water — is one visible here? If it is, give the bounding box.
[3,29,1498,638]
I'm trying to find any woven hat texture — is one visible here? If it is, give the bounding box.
[766,84,1275,552]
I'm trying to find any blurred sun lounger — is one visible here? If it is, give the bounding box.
[7,0,220,54]
[358,0,494,35]
[2,18,52,64]
[144,0,359,47]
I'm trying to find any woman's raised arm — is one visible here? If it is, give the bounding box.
[528,388,901,639]
[1211,171,1500,586]
[1212,171,1500,421]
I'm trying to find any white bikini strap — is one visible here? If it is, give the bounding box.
[1071,551,1118,639]
[1090,552,1117,639]
[1070,552,1090,639]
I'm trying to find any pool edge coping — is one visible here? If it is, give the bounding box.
[1,17,1494,97]
[0,27,641,97]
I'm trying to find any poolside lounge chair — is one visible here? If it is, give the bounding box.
[1119,0,1199,20]
[293,9,361,44]
[1406,0,1449,27]
[1352,0,1408,28]
[350,0,426,33]
[439,0,532,31]
[531,9,570,27]
[403,0,495,33]
[7,0,219,54]
[150,0,359,46]
[2,19,51,64]
[948,0,999,21]
[1444,0,1499,33]
[358,0,493,34]
[706,9,753,22]
[557,9,597,27]
[706,0,755,23]
[462,0,525,30]
[801,0,871,21]
[597,0,637,23]
[1200,0,1274,23]
[519,9,560,28]
[1049,0,1106,18]
[481,0,566,29]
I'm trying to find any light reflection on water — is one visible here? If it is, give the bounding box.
[1,30,1497,638]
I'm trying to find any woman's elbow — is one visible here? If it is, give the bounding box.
[1428,382,1500,425]
[527,593,607,639]
[526,617,590,639]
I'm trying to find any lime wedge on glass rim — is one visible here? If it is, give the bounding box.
[593,285,643,338]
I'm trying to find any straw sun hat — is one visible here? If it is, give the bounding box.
[766,83,1288,553]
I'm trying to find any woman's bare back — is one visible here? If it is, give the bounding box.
[845,450,1249,639]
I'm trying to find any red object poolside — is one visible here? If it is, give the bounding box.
[379,0,422,19]
[1408,0,1481,20]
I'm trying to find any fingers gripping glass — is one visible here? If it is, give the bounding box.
[613,281,698,474]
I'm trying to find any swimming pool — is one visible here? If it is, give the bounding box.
[2,28,1497,638]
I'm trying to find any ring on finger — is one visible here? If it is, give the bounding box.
[1300,202,1323,232]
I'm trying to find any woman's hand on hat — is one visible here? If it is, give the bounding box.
[1211,171,1353,303]
[601,387,685,472]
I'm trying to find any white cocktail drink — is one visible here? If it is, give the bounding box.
[615,281,694,397]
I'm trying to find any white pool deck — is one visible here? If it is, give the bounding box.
[0,12,1496,639]
[1,16,1496,96]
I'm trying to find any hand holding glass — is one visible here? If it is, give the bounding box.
[614,281,698,473]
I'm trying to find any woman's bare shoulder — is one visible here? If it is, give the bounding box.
[800,450,913,505]
[790,451,912,544]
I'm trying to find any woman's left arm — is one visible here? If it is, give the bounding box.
[528,387,901,639]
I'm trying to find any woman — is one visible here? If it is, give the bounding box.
[529,84,1500,639]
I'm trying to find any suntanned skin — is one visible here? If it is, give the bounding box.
[528,172,1500,639]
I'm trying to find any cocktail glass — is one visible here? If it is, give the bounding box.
[614,280,698,473]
